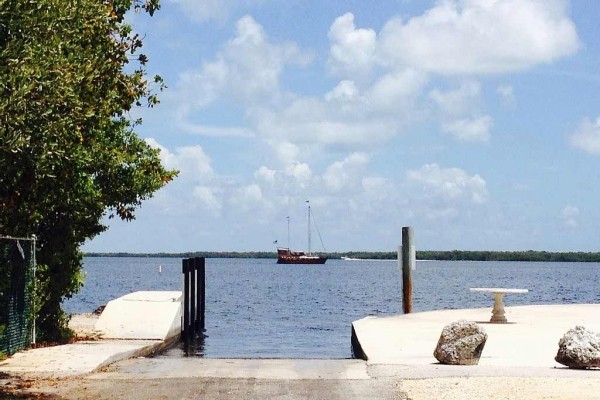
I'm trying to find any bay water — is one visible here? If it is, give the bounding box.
[63,257,599,358]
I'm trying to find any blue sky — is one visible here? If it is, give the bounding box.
[84,0,600,253]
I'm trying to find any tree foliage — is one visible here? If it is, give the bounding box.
[0,0,175,341]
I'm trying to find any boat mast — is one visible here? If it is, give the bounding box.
[286,216,290,249]
[307,200,311,255]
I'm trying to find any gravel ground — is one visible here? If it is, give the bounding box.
[399,376,600,400]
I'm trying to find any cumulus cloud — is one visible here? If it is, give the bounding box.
[328,13,377,79]
[257,68,428,150]
[180,15,312,105]
[407,163,488,205]
[285,162,312,183]
[429,82,494,142]
[322,153,370,193]
[170,0,230,23]
[442,116,493,142]
[569,117,600,154]
[430,81,482,117]
[143,139,222,216]
[146,138,214,180]
[193,186,222,213]
[497,85,516,108]
[378,0,579,75]
[174,106,255,138]
[561,205,579,228]
[169,0,266,23]
[235,184,264,204]
[254,166,277,182]
[173,2,579,153]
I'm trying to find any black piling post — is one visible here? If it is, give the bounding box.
[182,258,190,340]
[195,257,205,331]
[183,257,206,342]
[190,258,197,335]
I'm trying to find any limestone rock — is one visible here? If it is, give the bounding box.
[434,320,487,365]
[555,326,600,369]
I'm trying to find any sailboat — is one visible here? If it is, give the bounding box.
[276,202,327,264]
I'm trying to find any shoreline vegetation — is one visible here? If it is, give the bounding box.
[84,250,600,262]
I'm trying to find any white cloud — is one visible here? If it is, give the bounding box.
[254,166,277,182]
[442,116,493,142]
[169,0,266,23]
[364,69,429,115]
[378,0,579,75]
[325,80,360,103]
[561,205,579,228]
[146,138,214,181]
[172,2,579,154]
[322,153,370,193]
[173,15,314,135]
[175,106,255,138]
[285,162,312,182]
[497,84,516,108]
[256,69,428,149]
[569,117,600,154]
[193,186,222,213]
[430,81,481,117]
[407,164,488,204]
[237,184,263,203]
[328,13,377,79]
[170,0,230,23]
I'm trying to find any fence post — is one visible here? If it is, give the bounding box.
[402,226,414,314]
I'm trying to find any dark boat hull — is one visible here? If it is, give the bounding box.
[277,256,327,264]
[276,248,327,264]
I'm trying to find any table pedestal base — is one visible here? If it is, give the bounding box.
[490,292,507,323]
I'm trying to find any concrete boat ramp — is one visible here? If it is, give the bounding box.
[352,304,600,366]
[0,291,598,380]
[0,291,182,378]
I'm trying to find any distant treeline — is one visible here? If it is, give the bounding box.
[84,250,600,262]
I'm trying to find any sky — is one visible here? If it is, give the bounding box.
[84,0,600,253]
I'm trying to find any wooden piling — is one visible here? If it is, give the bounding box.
[401,226,414,314]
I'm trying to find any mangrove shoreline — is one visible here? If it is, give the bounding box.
[84,250,600,262]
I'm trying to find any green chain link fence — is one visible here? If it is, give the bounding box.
[0,236,35,356]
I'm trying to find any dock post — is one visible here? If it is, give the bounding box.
[195,257,205,331]
[401,226,414,314]
[182,258,190,340]
[190,258,197,335]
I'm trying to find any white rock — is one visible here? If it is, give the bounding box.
[434,320,487,365]
[555,326,600,369]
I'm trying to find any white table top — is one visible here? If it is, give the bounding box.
[470,288,529,294]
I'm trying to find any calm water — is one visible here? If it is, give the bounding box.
[63,257,599,358]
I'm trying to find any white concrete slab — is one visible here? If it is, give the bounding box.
[95,291,182,341]
[352,304,600,367]
[0,340,163,378]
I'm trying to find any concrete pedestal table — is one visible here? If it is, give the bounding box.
[470,288,529,323]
